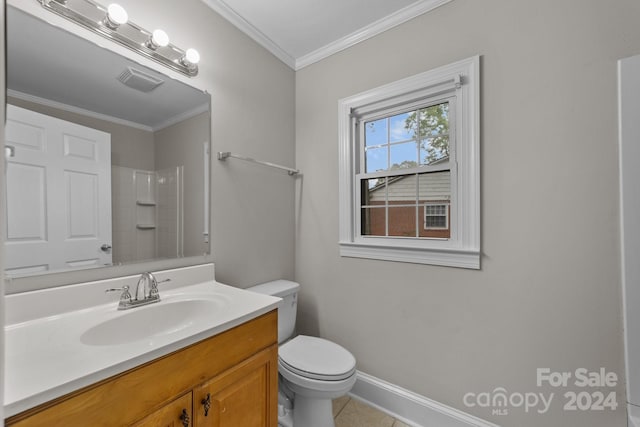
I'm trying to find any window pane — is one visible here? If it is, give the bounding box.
[390,142,418,170]
[424,204,449,230]
[426,204,446,216]
[365,146,387,173]
[361,178,386,206]
[359,172,451,239]
[421,136,449,165]
[361,207,386,236]
[388,206,417,237]
[419,103,449,138]
[418,102,449,164]
[387,174,417,237]
[418,171,450,202]
[387,174,417,203]
[425,203,448,229]
[389,111,415,143]
[365,118,387,147]
[418,172,451,238]
[426,215,447,228]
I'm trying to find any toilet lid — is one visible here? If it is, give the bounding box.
[279,335,356,381]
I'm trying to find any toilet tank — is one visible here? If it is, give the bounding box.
[247,280,299,344]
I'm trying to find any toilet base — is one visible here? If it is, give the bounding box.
[277,403,293,427]
[277,390,336,427]
[292,395,335,427]
[278,365,356,427]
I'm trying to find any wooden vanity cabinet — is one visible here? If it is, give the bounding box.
[6,310,278,427]
[131,393,193,427]
[194,347,276,427]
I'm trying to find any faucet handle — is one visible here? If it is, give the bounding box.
[105,285,132,302]
[150,278,171,297]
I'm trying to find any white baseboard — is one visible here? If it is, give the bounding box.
[349,371,500,427]
[628,403,640,427]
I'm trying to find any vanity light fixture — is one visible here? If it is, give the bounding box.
[181,48,201,70]
[39,0,200,77]
[104,3,127,29]
[146,29,170,50]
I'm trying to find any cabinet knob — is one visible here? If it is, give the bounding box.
[179,408,190,427]
[201,393,211,416]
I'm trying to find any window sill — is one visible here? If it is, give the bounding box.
[339,241,480,269]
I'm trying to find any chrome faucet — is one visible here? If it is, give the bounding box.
[135,272,156,301]
[106,272,170,310]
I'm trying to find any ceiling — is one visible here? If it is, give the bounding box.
[201,0,452,70]
[7,7,209,131]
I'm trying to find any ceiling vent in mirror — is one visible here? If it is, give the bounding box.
[117,67,165,93]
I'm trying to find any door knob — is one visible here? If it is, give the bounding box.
[100,244,112,252]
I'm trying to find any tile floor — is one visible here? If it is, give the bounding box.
[332,396,411,427]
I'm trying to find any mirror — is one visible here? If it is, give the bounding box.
[5,7,211,281]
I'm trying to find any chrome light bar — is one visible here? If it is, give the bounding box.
[39,0,200,77]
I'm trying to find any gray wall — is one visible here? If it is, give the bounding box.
[155,112,210,257]
[294,1,640,426]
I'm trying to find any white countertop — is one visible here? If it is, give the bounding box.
[3,265,280,418]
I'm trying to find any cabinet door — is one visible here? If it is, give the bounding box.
[194,345,278,427]
[132,393,193,427]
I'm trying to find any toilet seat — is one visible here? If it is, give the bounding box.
[279,335,356,381]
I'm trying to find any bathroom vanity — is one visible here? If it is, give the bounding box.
[7,313,277,427]
[4,265,280,427]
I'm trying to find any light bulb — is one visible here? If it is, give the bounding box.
[105,3,128,29]
[184,48,200,65]
[150,29,170,48]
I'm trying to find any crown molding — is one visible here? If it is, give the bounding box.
[152,103,210,132]
[200,0,453,71]
[7,89,154,132]
[199,0,296,69]
[8,89,209,133]
[296,0,453,70]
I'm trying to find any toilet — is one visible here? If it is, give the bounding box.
[248,280,356,427]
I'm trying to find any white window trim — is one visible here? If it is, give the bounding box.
[338,56,480,269]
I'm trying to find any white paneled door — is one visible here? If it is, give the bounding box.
[4,105,112,276]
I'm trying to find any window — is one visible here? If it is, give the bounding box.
[360,101,453,240]
[338,56,480,268]
[424,203,449,230]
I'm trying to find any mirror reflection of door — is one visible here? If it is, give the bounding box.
[5,105,112,275]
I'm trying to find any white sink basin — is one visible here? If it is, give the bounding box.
[80,297,228,346]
